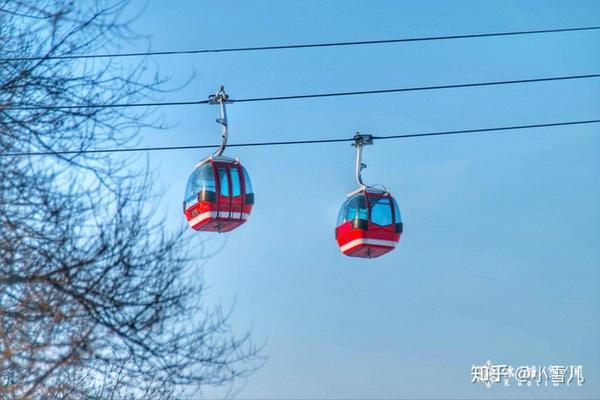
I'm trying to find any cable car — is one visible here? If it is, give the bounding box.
[183,87,254,232]
[335,134,403,258]
[184,156,254,232]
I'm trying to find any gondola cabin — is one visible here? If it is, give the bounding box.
[183,156,254,232]
[335,187,402,258]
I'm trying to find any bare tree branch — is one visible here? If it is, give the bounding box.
[0,1,261,398]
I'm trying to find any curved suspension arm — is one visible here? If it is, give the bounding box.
[208,86,231,157]
[353,133,373,189]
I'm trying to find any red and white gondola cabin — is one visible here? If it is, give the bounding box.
[183,156,254,232]
[335,187,402,258]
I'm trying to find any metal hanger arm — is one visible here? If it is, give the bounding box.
[208,86,232,157]
[352,133,373,189]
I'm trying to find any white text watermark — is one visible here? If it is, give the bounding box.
[471,360,584,388]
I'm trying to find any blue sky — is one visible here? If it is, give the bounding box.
[120,1,600,398]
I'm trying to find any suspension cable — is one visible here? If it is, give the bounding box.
[4,73,599,111]
[1,119,598,157]
[1,26,598,62]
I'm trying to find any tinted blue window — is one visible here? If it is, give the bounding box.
[345,195,368,221]
[337,199,349,225]
[184,164,215,206]
[230,167,241,197]
[369,197,393,226]
[218,166,229,197]
[391,197,402,223]
[242,166,253,194]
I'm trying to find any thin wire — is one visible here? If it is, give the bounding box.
[232,73,600,103]
[1,26,599,62]
[374,119,600,140]
[5,73,600,111]
[3,119,598,157]
[4,99,210,111]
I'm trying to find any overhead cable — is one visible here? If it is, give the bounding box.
[5,73,600,111]
[2,118,598,157]
[1,26,599,62]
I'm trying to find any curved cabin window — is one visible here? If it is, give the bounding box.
[345,195,368,222]
[369,197,393,226]
[185,164,215,208]
[391,197,402,223]
[241,165,254,205]
[218,166,229,197]
[242,165,253,194]
[230,166,241,197]
[337,199,349,226]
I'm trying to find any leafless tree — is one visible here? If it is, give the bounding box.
[0,1,259,398]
